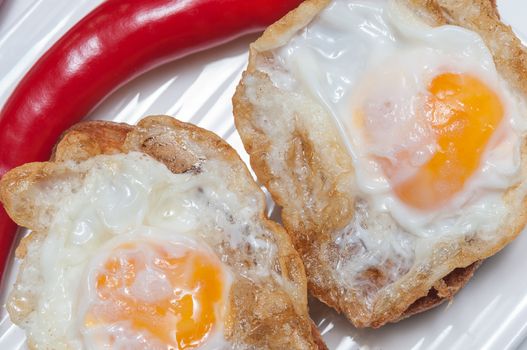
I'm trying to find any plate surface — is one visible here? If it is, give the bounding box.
[1,0,527,349]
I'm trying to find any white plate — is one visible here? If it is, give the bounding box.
[1,1,527,349]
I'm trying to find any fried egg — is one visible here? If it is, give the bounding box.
[2,124,318,350]
[233,0,527,327]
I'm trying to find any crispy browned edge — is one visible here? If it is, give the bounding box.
[0,116,326,349]
[310,320,329,350]
[398,261,481,321]
[232,0,527,327]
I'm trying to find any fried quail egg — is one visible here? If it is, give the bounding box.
[233,0,527,327]
[2,116,320,348]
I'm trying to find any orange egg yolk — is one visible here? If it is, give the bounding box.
[366,73,503,210]
[84,241,226,349]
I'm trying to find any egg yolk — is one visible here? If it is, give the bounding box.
[365,73,503,210]
[84,241,226,349]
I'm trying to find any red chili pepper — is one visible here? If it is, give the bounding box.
[0,0,304,280]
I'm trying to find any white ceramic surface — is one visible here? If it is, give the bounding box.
[1,0,527,349]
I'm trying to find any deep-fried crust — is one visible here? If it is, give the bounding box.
[0,116,325,349]
[310,320,329,350]
[52,120,134,162]
[398,261,481,321]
